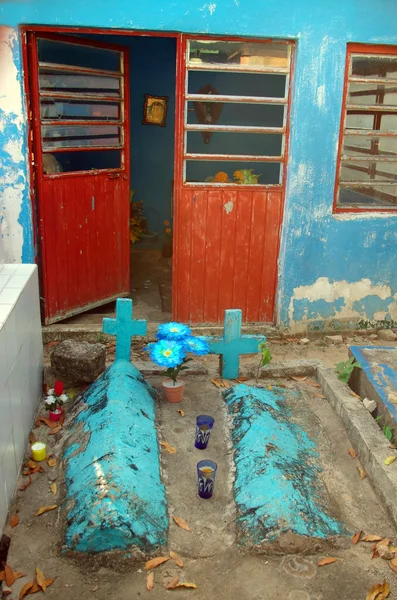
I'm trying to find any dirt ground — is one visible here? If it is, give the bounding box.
[3,353,397,600]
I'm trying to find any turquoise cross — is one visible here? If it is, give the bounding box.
[102,298,147,361]
[207,309,266,379]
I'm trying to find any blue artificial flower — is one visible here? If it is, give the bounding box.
[148,339,186,368]
[156,322,192,341]
[183,336,210,356]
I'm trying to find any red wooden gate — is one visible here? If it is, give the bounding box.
[27,33,130,324]
[173,36,294,323]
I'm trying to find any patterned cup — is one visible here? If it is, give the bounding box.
[195,415,215,450]
[197,460,217,499]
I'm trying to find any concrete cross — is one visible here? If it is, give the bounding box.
[207,309,266,379]
[102,298,147,361]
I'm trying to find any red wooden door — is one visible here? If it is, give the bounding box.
[28,33,130,324]
[173,36,294,324]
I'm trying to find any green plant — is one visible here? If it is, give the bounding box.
[257,341,272,380]
[335,356,362,383]
[375,416,394,443]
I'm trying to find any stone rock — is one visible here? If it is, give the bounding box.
[388,393,397,405]
[378,544,393,560]
[369,334,378,340]
[300,338,310,345]
[324,335,344,345]
[51,340,106,385]
[363,398,377,413]
[377,329,397,342]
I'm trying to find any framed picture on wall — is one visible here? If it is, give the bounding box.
[142,94,168,127]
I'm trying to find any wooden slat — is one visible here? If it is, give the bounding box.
[261,191,283,321]
[245,191,267,322]
[203,190,222,323]
[186,93,287,104]
[189,190,207,322]
[232,190,252,317]
[217,189,238,317]
[184,153,284,162]
[177,189,193,322]
[186,124,285,134]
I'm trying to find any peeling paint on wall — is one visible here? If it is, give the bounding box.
[224,200,234,214]
[287,277,397,332]
[0,27,33,264]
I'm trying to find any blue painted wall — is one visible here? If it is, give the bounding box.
[2,0,397,328]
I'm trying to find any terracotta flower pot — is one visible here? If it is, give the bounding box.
[162,380,185,403]
[49,409,62,422]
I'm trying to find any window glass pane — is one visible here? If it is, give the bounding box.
[186,131,283,156]
[339,184,397,207]
[345,112,397,132]
[39,69,121,96]
[188,40,289,69]
[185,161,281,184]
[347,82,397,106]
[187,101,284,127]
[340,160,397,183]
[37,38,121,72]
[188,71,287,98]
[40,98,120,121]
[343,135,397,158]
[351,55,397,79]
[43,149,121,174]
[42,125,121,149]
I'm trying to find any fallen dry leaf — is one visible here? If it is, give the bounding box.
[348,448,357,459]
[29,582,41,593]
[167,576,180,590]
[29,466,42,475]
[352,531,362,544]
[172,516,191,532]
[170,551,184,568]
[35,505,57,517]
[361,535,383,542]
[177,409,185,417]
[28,460,36,470]
[10,514,19,528]
[307,379,321,388]
[146,572,154,591]
[175,583,197,589]
[314,393,327,399]
[160,441,176,454]
[50,482,57,495]
[47,455,57,468]
[221,379,233,389]
[318,557,337,567]
[286,337,296,342]
[29,432,36,445]
[236,376,249,382]
[211,378,225,388]
[4,565,15,587]
[291,376,308,382]
[267,385,273,391]
[384,456,396,466]
[35,417,57,429]
[349,390,362,399]
[44,578,55,588]
[19,582,34,600]
[376,538,391,549]
[19,476,32,491]
[366,580,390,600]
[389,444,397,450]
[357,465,367,479]
[372,549,380,560]
[49,424,62,435]
[36,568,46,592]
[145,557,170,571]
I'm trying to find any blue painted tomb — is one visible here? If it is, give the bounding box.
[224,384,345,546]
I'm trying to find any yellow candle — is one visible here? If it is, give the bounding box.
[31,442,46,462]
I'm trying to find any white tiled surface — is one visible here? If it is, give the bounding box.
[0,264,43,533]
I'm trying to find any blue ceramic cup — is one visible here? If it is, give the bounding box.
[197,459,217,499]
[195,415,215,449]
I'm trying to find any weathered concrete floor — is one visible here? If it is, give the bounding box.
[4,375,397,599]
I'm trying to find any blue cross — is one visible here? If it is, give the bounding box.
[102,298,147,361]
[206,309,266,379]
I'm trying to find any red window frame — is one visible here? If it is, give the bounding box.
[334,42,397,213]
